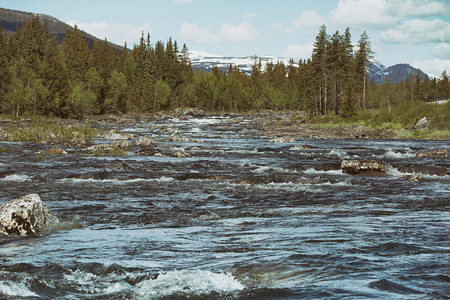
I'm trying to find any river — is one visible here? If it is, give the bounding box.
[0,114,449,299]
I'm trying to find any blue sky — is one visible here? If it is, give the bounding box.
[2,0,449,76]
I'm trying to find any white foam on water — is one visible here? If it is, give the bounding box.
[253,165,293,174]
[249,181,321,193]
[328,148,349,158]
[157,176,175,182]
[304,168,343,175]
[58,176,175,185]
[322,179,353,186]
[190,118,222,124]
[386,166,408,177]
[386,166,450,180]
[1,174,31,182]
[63,269,131,294]
[0,280,38,297]
[133,270,244,298]
[381,149,415,159]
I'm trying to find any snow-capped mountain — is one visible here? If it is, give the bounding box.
[189,51,295,76]
[189,51,429,84]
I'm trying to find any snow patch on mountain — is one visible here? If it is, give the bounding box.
[189,50,431,84]
[189,51,294,75]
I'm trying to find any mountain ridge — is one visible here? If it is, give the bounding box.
[0,7,122,51]
[188,51,430,84]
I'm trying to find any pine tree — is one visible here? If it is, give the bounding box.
[62,25,90,83]
[355,31,373,110]
[312,25,329,115]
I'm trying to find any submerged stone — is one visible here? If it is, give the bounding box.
[0,194,56,235]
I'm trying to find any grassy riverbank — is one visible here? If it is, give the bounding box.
[0,100,449,143]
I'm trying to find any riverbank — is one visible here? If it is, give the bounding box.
[0,110,449,143]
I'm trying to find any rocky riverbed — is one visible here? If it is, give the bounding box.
[0,113,449,299]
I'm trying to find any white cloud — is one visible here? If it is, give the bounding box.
[413,59,450,77]
[179,21,258,44]
[272,10,324,35]
[381,19,450,44]
[387,0,450,17]
[282,43,314,60]
[329,0,398,29]
[67,20,152,46]
[433,43,450,59]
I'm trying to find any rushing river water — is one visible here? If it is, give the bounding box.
[0,115,449,299]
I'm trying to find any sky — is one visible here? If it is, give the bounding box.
[2,0,450,77]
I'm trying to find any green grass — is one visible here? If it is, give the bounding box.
[92,146,127,157]
[0,117,102,143]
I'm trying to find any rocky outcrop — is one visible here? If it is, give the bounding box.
[133,136,157,146]
[341,160,390,175]
[415,149,450,158]
[87,140,131,152]
[168,135,203,143]
[290,144,316,150]
[352,126,374,138]
[103,131,133,140]
[172,150,191,158]
[138,148,163,156]
[270,136,296,143]
[401,174,421,182]
[414,117,430,130]
[0,194,56,235]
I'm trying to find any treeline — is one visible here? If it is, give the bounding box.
[0,18,448,118]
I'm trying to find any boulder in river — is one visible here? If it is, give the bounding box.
[0,194,56,235]
[290,144,316,150]
[415,148,450,158]
[270,136,296,143]
[103,131,133,140]
[138,148,162,156]
[341,160,390,175]
[133,136,158,146]
[172,150,191,158]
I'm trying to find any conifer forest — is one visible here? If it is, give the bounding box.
[0,17,449,122]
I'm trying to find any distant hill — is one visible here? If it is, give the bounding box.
[368,60,429,84]
[0,7,122,51]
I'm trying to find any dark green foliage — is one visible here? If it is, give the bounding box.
[0,19,447,127]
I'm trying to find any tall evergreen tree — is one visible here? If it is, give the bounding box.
[355,31,373,110]
[312,25,328,115]
[62,25,90,83]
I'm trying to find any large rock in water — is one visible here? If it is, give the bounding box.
[341,160,390,175]
[0,194,56,235]
[415,149,450,158]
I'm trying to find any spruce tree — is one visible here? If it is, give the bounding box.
[355,31,373,110]
[312,25,328,115]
